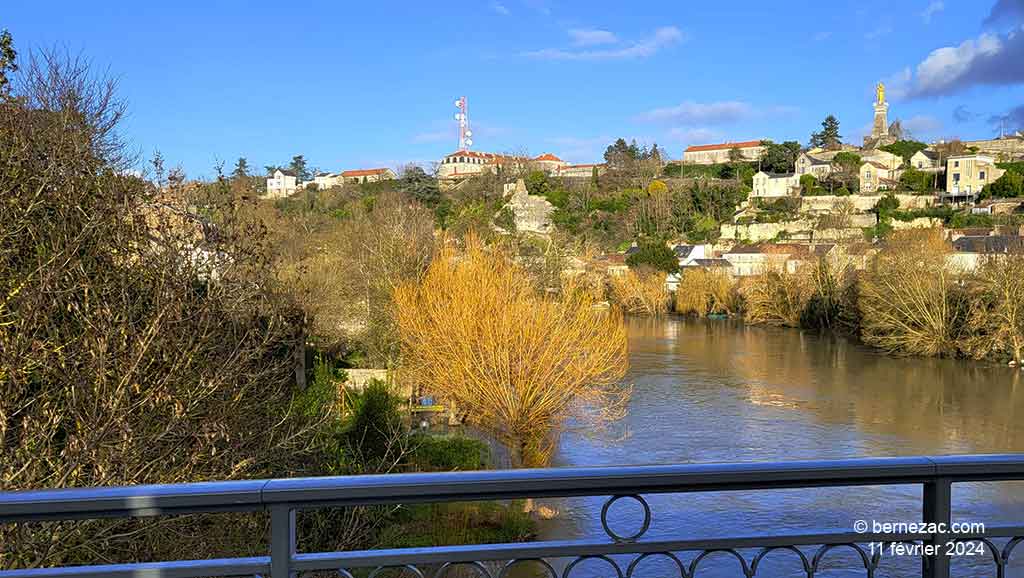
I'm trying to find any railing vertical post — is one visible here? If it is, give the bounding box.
[922,477,952,578]
[270,505,296,578]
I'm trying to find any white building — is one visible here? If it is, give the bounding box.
[682,140,765,164]
[265,169,298,198]
[751,172,800,198]
[555,163,607,178]
[910,150,942,171]
[795,152,834,178]
[859,161,897,193]
[861,149,902,171]
[342,168,396,184]
[313,172,343,190]
[437,150,524,179]
[673,244,710,267]
[533,153,568,173]
[946,154,1005,202]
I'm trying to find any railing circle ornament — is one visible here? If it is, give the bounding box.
[600,494,651,543]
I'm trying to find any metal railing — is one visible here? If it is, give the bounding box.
[2,454,1024,578]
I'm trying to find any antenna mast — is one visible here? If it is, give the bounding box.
[455,96,473,150]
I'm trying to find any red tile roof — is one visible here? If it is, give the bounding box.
[685,140,763,153]
[342,168,391,177]
[534,153,564,162]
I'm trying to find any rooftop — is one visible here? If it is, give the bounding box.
[685,140,763,153]
[342,168,391,177]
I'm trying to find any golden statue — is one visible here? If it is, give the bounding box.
[876,81,885,104]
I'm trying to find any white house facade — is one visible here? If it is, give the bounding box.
[751,172,800,198]
[265,169,298,198]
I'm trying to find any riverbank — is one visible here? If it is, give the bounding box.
[655,231,1024,364]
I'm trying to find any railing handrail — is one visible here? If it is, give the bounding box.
[3,453,1024,523]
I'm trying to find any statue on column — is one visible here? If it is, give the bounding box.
[876,82,885,105]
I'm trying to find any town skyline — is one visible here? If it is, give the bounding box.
[5,0,1024,177]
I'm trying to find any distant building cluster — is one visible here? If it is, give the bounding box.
[437,150,606,181]
[682,140,765,165]
[265,167,396,198]
[680,81,1024,205]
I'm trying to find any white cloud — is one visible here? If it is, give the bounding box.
[667,127,723,143]
[525,26,685,61]
[637,101,797,126]
[908,31,1009,97]
[921,1,944,23]
[490,1,510,16]
[639,101,752,125]
[568,28,619,47]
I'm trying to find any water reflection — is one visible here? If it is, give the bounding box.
[542,317,1024,577]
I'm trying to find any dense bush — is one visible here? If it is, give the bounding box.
[1,52,330,568]
[626,240,680,273]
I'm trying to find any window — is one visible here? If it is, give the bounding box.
[979,170,986,180]
[917,162,923,168]
[954,160,960,168]
[953,173,960,182]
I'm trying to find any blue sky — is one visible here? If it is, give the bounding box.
[5,0,1024,177]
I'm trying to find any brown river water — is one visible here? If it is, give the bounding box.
[538,316,1024,577]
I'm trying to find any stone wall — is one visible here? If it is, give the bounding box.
[799,194,937,213]
[721,214,877,243]
[891,217,943,230]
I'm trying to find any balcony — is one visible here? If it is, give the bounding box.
[2,454,1023,578]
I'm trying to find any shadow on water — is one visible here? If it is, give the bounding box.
[538,316,1024,578]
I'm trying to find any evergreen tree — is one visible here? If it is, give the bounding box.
[289,155,309,180]
[232,157,250,179]
[0,30,16,97]
[810,115,842,149]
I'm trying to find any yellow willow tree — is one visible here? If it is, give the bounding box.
[858,228,969,356]
[394,238,630,468]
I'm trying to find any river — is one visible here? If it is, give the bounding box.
[540,316,1024,577]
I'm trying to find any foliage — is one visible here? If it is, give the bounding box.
[409,435,488,472]
[996,161,1024,175]
[274,191,435,365]
[376,501,534,549]
[608,269,671,316]
[832,152,861,171]
[0,30,16,97]
[674,268,738,317]
[982,170,1024,199]
[394,237,630,467]
[625,240,680,274]
[961,256,1024,362]
[289,154,310,181]
[759,140,803,173]
[0,50,332,568]
[743,259,851,330]
[397,164,441,207]
[858,229,969,356]
[809,115,842,149]
[880,140,928,164]
[800,173,826,196]
[899,166,936,193]
[336,380,410,474]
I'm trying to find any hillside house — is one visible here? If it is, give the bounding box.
[683,140,765,164]
[751,172,800,198]
[673,244,711,267]
[342,168,396,184]
[265,169,298,198]
[946,154,1005,203]
[859,161,898,193]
